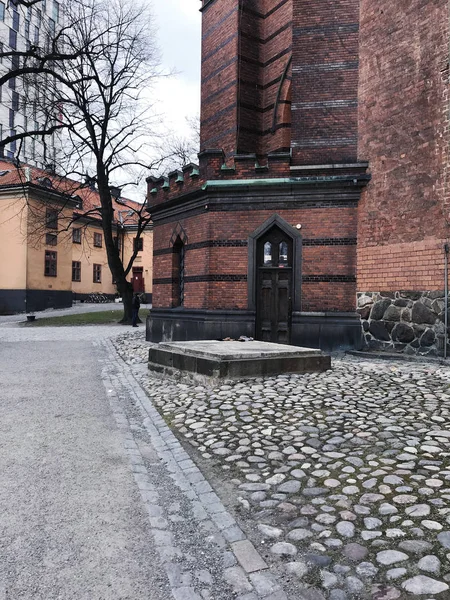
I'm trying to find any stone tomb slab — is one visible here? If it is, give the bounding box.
[148,340,330,381]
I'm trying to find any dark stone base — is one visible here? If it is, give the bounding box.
[26,290,72,313]
[147,308,363,352]
[292,312,364,352]
[357,291,447,357]
[0,289,72,314]
[0,289,26,314]
[148,340,331,382]
[147,308,256,343]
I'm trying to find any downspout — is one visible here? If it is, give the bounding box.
[25,170,31,315]
[445,0,450,358]
[445,243,449,358]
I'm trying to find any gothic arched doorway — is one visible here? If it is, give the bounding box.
[256,226,293,343]
[248,215,302,345]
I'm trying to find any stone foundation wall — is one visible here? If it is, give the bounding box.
[357,292,448,356]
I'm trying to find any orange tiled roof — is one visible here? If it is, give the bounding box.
[0,159,145,226]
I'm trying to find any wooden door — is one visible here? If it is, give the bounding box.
[256,227,293,344]
[132,267,144,293]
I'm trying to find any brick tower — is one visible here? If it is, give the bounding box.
[355,0,450,355]
[147,0,370,351]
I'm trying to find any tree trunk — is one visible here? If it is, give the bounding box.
[119,281,134,324]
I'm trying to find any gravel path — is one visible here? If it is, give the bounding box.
[114,332,450,600]
[0,327,168,599]
[0,324,286,600]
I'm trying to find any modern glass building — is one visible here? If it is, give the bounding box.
[0,0,60,167]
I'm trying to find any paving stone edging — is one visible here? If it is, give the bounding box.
[100,338,289,600]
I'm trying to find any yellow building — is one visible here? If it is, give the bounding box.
[0,161,153,314]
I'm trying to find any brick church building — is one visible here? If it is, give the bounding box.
[147,0,450,355]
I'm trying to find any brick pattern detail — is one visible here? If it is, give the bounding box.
[357,0,450,292]
[152,207,357,311]
[291,0,360,165]
[149,0,368,320]
[358,240,446,292]
[200,0,293,159]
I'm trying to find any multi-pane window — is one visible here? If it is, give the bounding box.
[0,3,4,21]
[9,29,17,50]
[35,9,41,25]
[72,261,81,282]
[48,18,55,35]
[45,233,57,246]
[34,25,39,44]
[11,55,19,71]
[12,11,19,32]
[133,237,143,252]
[93,264,102,283]
[72,228,81,244]
[8,77,15,90]
[11,92,19,111]
[24,19,30,40]
[9,109,14,128]
[53,1,60,22]
[45,208,58,229]
[44,250,57,277]
[9,131,16,153]
[93,232,102,247]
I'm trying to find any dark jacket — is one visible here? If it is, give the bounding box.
[133,295,141,310]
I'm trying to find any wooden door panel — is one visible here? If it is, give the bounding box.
[256,227,294,344]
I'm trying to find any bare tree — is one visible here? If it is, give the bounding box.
[2,0,166,322]
[162,114,200,173]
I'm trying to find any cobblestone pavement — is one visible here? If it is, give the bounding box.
[114,332,450,600]
[102,337,290,600]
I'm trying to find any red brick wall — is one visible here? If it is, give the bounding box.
[358,240,445,292]
[291,0,360,165]
[152,205,357,312]
[357,0,450,292]
[200,0,240,155]
[200,0,293,160]
[200,0,360,167]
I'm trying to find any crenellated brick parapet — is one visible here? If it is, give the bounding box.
[203,150,292,180]
[146,150,293,208]
[147,163,201,208]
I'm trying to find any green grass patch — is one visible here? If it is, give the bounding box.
[23,309,125,327]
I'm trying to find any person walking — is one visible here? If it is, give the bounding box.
[131,293,141,327]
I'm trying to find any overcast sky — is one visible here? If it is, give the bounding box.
[151,1,201,138]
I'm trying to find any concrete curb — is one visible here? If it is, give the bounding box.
[101,338,290,600]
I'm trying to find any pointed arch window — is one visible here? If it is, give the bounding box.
[263,241,273,265]
[279,241,289,267]
[172,236,185,307]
